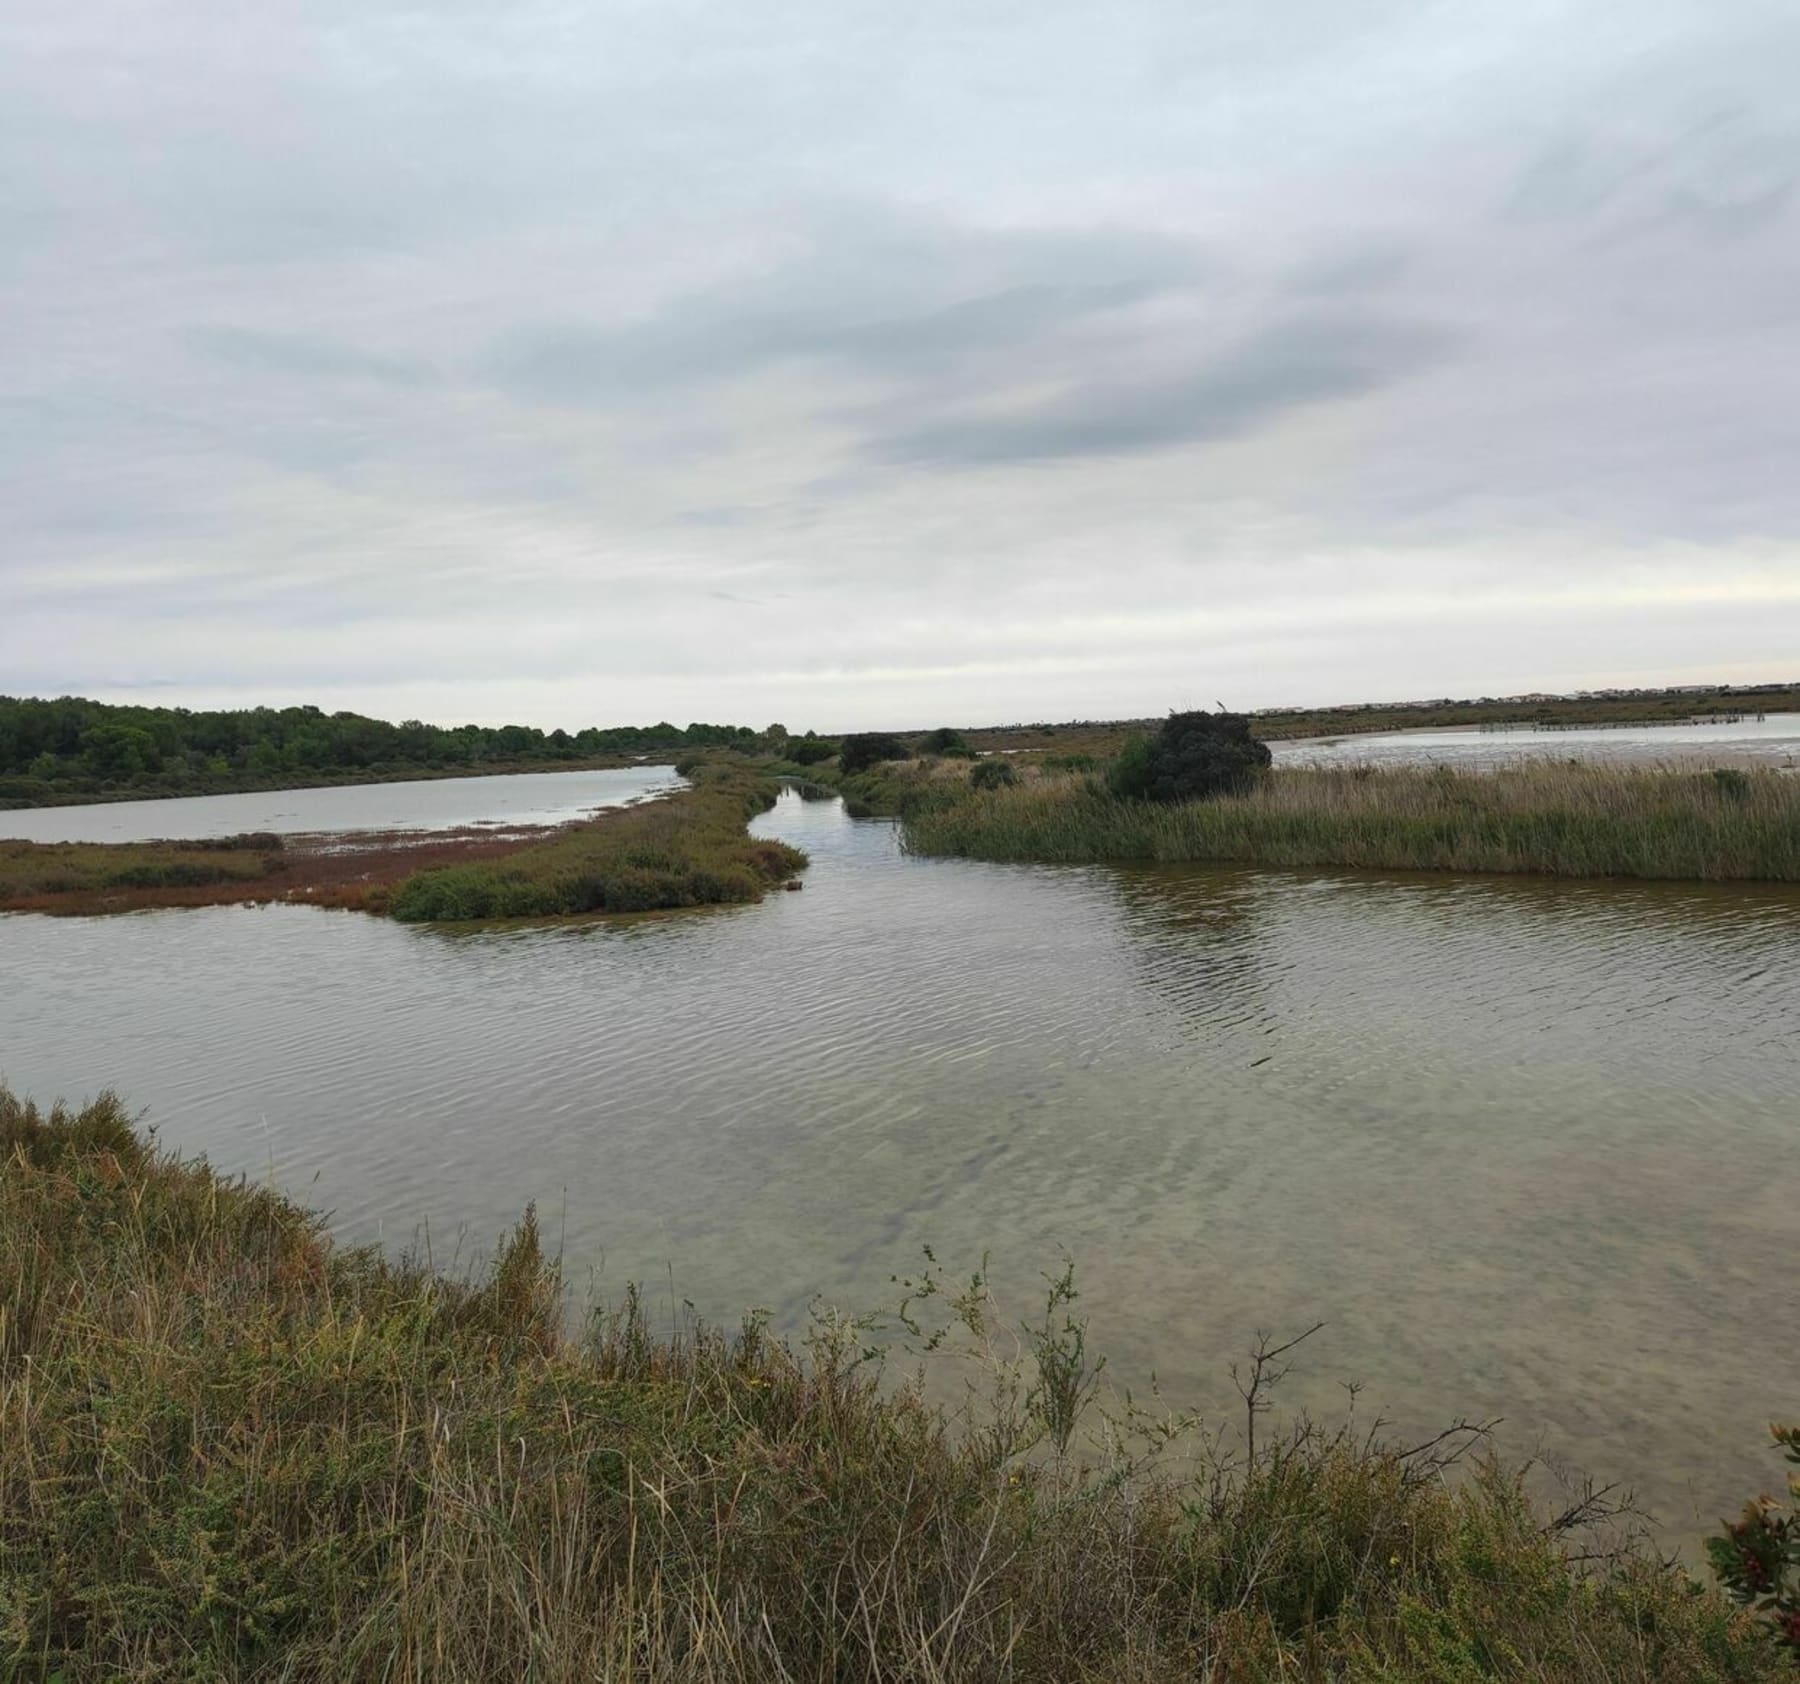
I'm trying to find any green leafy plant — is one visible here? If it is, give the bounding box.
[969,758,1016,790]
[1709,1424,1800,1657]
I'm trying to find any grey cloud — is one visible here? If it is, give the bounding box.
[1504,111,1797,240]
[482,215,1209,402]
[866,313,1460,467]
[189,327,434,387]
[1286,241,1411,296]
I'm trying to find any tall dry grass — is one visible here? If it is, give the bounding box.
[902,763,1800,881]
[1,1087,1784,1681]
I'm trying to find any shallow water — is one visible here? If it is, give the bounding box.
[0,764,679,844]
[2,783,1796,1548]
[1277,710,1800,770]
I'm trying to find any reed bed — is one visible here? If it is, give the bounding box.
[2,1087,1783,1682]
[902,764,1800,881]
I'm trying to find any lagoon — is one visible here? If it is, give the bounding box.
[2,782,1796,1549]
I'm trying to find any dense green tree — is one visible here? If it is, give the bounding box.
[839,732,911,775]
[918,727,972,756]
[1107,711,1271,803]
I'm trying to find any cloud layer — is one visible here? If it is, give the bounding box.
[3,1,1797,727]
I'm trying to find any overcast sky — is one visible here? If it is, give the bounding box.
[5,2,1798,730]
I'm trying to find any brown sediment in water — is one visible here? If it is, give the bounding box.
[0,816,602,917]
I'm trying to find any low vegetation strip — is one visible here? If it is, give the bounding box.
[0,768,803,919]
[2,1087,1787,1682]
[386,763,804,921]
[901,763,1800,881]
[0,832,286,910]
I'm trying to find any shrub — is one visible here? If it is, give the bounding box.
[839,732,911,775]
[970,758,1017,790]
[785,737,839,766]
[1709,1423,1800,1656]
[1109,710,1271,803]
[919,727,972,757]
[1105,735,1157,800]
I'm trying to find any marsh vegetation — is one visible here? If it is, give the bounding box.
[901,760,1800,882]
[386,764,805,921]
[3,1088,1788,1682]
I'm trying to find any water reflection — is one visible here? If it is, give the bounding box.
[0,787,1795,1547]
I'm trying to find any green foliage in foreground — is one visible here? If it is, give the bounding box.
[903,763,1800,882]
[1709,1425,1800,1655]
[388,765,804,921]
[1,1088,1785,1682]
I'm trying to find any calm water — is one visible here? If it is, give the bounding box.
[0,765,679,844]
[1277,710,1800,770]
[3,782,1797,1546]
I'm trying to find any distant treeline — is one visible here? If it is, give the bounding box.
[0,696,778,806]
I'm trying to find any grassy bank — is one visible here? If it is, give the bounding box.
[901,763,1800,881]
[2,1087,1784,1682]
[387,763,804,921]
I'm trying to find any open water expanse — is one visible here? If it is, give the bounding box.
[3,765,1798,1548]
[1277,710,1800,770]
[0,764,679,844]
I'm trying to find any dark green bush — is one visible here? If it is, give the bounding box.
[1107,711,1271,803]
[970,759,1017,790]
[918,727,972,757]
[785,738,839,766]
[1105,735,1157,800]
[839,733,911,776]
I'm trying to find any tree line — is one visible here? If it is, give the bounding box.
[0,696,775,804]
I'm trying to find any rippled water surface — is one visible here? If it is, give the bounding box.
[3,786,1797,1545]
[1277,711,1800,770]
[0,764,679,843]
